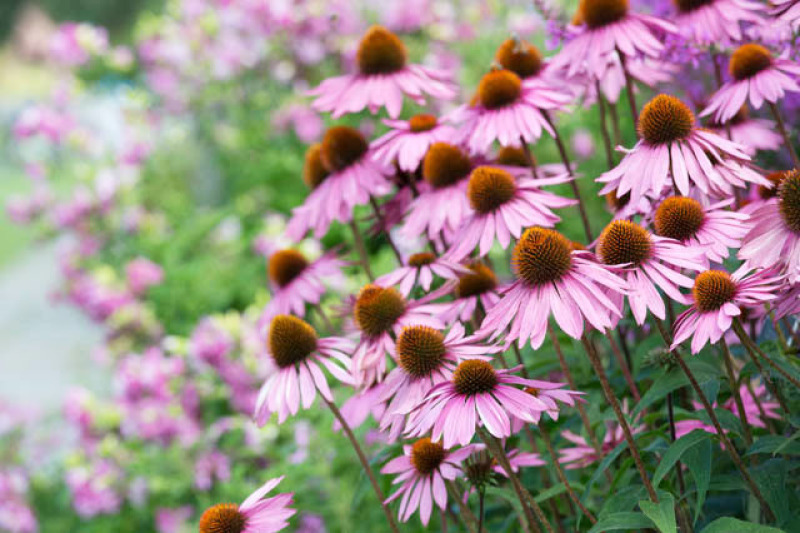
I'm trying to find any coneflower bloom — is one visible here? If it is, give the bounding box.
[653,196,750,263]
[407,360,582,447]
[596,220,705,325]
[198,476,294,533]
[378,324,497,436]
[259,248,345,324]
[675,383,781,438]
[559,402,644,468]
[399,142,474,241]
[479,228,627,349]
[702,43,800,123]
[446,166,575,260]
[381,439,476,525]
[309,26,455,119]
[286,128,392,240]
[598,94,760,202]
[739,170,800,281]
[376,252,468,296]
[351,284,444,388]
[550,0,677,79]
[772,0,800,30]
[255,316,353,424]
[439,262,502,324]
[672,0,764,45]
[589,54,678,106]
[455,68,571,154]
[706,106,783,156]
[492,145,567,179]
[371,115,457,173]
[671,267,783,354]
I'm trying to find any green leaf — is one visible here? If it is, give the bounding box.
[652,430,711,487]
[747,434,800,456]
[752,459,792,525]
[633,369,687,417]
[639,493,677,533]
[700,517,786,533]
[683,438,712,524]
[587,512,655,533]
[532,482,570,504]
[582,440,627,500]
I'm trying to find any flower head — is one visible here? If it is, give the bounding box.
[371,115,457,173]
[199,476,295,533]
[377,251,468,296]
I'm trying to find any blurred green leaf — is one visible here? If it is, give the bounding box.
[587,512,654,533]
[639,494,677,533]
[699,517,785,533]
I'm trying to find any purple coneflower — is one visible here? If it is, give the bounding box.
[480,227,626,349]
[381,439,476,525]
[371,115,457,173]
[596,220,705,325]
[198,476,295,533]
[772,0,800,29]
[702,43,800,123]
[739,170,800,281]
[598,94,763,202]
[454,68,570,154]
[350,284,444,388]
[653,196,749,263]
[407,360,582,447]
[259,248,344,325]
[672,267,782,354]
[286,128,392,240]
[309,26,455,119]
[550,0,677,79]
[439,262,502,324]
[672,0,764,45]
[446,166,575,260]
[255,316,353,424]
[707,106,783,156]
[559,401,644,468]
[377,251,467,296]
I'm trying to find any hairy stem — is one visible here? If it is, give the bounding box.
[349,220,374,281]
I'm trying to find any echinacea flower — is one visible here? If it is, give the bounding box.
[259,248,345,325]
[596,220,705,325]
[286,128,392,240]
[492,145,567,179]
[377,252,467,296]
[702,43,800,123]
[739,170,800,281]
[675,383,780,438]
[706,105,783,156]
[439,262,502,324]
[672,267,783,354]
[598,94,763,202]
[199,476,295,533]
[309,25,456,119]
[407,360,582,446]
[653,196,749,263]
[672,0,764,45]
[446,166,575,260]
[378,323,497,436]
[371,115,457,173]
[455,68,571,154]
[255,315,353,424]
[559,401,644,468]
[350,285,444,388]
[480,228,627,349]
[381,439,476,525]
[772,0,800,30]
[399,142,474,241]
[551,0,677,79]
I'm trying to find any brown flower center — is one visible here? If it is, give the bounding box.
[654,196,705,241]
[638,95,695,145]
[409,114,438,132]
[779,170,800,233]
[467,166,517,214]
[354,285,406,337]
[495,146,530,167]
[580,0,629,29]
[478,70,522,110]
[513,228,573,286]
[422,142,472,189]
[673,0,715,13]
[495,38,544,79]
[357,25,407,75]
[408,252,436,267]
[693,270,736,312]
[269,249,309,288]
[605,190,631,212]
[268,315,318,369]
[199,504,247,533]
[321,126,368,173]
[759,170,790,200]
[598,220,653,266]
[455,263,498,299]
[410,438,446,475]
[730,44,772,81]
[453,359,498,396]
[397,326,446,378]
[303,144,330,190]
